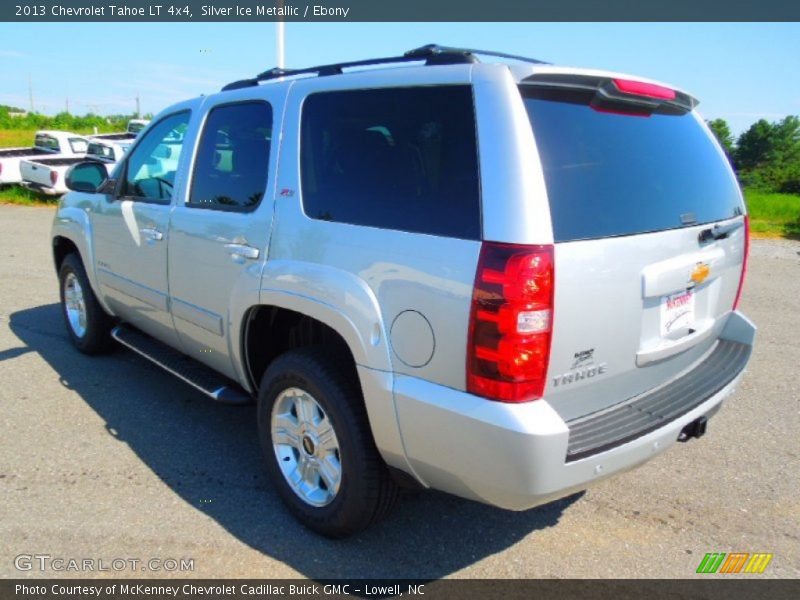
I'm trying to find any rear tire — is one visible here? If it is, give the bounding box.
[257,347,399,537]
[58,253,113,354]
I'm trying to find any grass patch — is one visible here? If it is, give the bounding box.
[745,189,800,239]
[0,127,117,148]
[0,130,37,148]
[0,185,56,206]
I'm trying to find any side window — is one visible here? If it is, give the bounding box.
[188,102,273,211]
[300,86,481,240]
[69,138,88,154]
[120,111,190,202]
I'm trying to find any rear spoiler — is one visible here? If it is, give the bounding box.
[521,73,698,116]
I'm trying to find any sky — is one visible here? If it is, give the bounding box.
[0,22,798,135]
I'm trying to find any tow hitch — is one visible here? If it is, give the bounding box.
[678,416,708,442]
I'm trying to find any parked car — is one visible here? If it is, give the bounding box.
[90,119,151,143]
[0,131,89,185]
[51,45,755,538]
[21,139,131,195]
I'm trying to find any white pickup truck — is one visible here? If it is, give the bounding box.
[21,138,131,195]
[0,131,89,185]
[90,119,150,143]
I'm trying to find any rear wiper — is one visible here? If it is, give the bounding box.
[698,220,744,243]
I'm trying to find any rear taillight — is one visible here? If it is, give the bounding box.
[467,242,554,403]
[732,216,750,310]
[50,171,58,185]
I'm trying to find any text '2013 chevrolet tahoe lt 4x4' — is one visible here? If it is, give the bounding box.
[51,45,755,538]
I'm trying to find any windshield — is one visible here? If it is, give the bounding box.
[520,86,744,242]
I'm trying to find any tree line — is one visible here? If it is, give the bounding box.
[708,116,800,194]
[0,105,152,134]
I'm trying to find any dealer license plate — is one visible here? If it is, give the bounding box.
[660,289,695,337]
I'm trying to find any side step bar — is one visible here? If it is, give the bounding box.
[111,325,252,405]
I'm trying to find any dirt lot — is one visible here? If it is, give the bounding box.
[0,204,798,579]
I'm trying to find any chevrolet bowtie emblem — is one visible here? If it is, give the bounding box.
[691,262,710,285]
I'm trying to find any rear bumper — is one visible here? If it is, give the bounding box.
[21,181,62,196]
[393,311,755,510]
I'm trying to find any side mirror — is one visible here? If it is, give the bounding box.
[65,161,109,193]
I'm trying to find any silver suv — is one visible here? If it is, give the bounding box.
[51,45,755,537]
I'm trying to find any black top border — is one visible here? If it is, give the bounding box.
[2,0,800,22]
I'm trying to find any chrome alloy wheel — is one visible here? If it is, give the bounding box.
[63,272,87,338]
[271,387,342,507]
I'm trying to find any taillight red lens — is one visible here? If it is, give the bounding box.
[50,170,58,185]
[612,78,676,100]
[732,216,750,310]
[467,243,554,403]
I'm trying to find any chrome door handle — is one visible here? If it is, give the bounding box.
[139,227,163,241]
[224,243,260,260]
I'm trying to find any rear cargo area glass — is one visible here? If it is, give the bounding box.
[520,87,744,242]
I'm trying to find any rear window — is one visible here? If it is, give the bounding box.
[87,142,113,160]
[35,135,59,151]
[300,86,481,240]
[128,121,147,134]
[521,87,744,242]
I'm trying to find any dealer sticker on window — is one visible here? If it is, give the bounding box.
[661,289,695,337]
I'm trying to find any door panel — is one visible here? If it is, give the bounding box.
[167,98,281,380]
[94,199,176,344]
[92,110,192,347]
[545,221,746,421]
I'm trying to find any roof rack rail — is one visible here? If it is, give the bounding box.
[405,44,548,66]
[221,44,549,91]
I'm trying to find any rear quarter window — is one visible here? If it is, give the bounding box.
[521,86,744,242]
[300,85,481,240]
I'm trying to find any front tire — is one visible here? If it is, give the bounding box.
[58,253,113,354]
[257,347,398,537]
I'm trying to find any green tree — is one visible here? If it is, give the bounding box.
[707,118,735,157]
[735,116,800,193]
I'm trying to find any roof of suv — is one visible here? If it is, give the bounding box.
[220,44,547,91]
[218,43,692,105]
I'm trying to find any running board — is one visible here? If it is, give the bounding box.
[111,325,252,405]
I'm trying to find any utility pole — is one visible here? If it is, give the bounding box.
[135,93,140,118]
[28,74,34,113]
[276,3,285,69]
[276,22,285,68]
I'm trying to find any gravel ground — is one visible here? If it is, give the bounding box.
[0,204,797,579]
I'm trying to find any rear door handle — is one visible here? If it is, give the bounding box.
[698,220,744,243]
[224,243,260,260]
[139,227,163,241]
